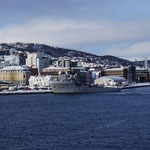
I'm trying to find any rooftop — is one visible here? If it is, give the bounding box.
[100,76,126,81]
[0,65,29,71]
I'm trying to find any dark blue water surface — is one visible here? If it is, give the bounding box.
[0,87,150,150]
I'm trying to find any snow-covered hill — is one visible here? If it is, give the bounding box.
[0,42,144,67]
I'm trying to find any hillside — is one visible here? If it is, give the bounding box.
[0,42,97,58]
[0,42,145,67]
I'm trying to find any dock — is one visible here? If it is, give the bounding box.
[121,83,150,89]
[0,89,53,95]
[0,83,150,95]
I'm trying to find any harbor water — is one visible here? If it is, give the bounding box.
[0,87,150,150]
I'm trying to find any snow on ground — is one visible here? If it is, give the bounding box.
[0,89,53,95]
[129,82,150,86]
[4,55,20,66]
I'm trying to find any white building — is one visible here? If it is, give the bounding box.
[29,75,53,88]
[94,76,127,87]
[91,71,101,79]
[26,51,51,73]
[56,57,71,68]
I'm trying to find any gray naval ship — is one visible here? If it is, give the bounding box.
[51,75,121,94]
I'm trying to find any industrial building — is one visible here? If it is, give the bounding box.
[94,76,127,87]
[101,66,150,83]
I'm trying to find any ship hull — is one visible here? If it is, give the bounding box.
[51,81,121,94]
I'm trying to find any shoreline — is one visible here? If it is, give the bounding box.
[0,89,53,96]
[121,83,150,89]
[0,83,150,95]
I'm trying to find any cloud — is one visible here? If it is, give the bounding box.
[0,18,150,59]
[108,41,150,60]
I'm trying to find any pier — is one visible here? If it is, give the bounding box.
[0,89,53,95]
[121,83,150,89]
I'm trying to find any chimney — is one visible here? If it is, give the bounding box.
[144,58,148,69]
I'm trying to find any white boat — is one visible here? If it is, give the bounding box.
[51,78,121,94]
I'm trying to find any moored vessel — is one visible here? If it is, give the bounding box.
[51,76,121,94]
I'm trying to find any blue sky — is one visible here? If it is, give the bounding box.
[0,0,150,60]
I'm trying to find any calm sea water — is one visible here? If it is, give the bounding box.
[0,87,150,150]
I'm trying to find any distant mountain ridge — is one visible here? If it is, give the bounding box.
[0,42,146,67]
[0,42,97,57]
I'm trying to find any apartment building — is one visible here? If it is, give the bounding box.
[26,51,51,73]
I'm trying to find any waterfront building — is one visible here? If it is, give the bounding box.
[41,65,88,78]
[29,75,52,88]
[128,66,136,82]
[41,66,72,77]
[0,66,31,86]
[101,68,126,77]
[136,67,150,82]
[94,76,127,87]
[75,70,93,85]
[101,67,136,83]
[101,66,150,83]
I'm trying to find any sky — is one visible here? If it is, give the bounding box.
[0,0,150,60]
